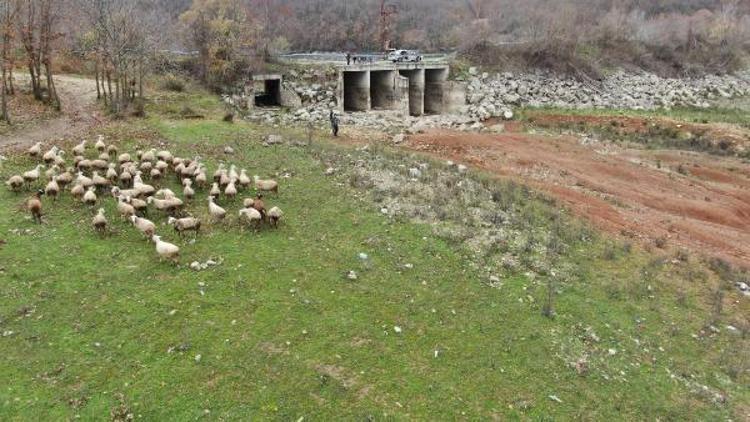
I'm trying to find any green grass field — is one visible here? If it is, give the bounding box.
[1,88,748,420]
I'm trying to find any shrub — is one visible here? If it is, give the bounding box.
[162,75,186,92]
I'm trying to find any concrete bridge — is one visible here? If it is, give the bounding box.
[336,62,463,116]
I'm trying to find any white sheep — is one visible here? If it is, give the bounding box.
[44,177,60,201]
[72,140,87,156]
[28,142,42,158]
[151,235,180,264]
[130,215,156,238]
[83,187,97,206]
[253,175,278,194]
[267,206,284,228]
[23,165,45,187]
[42,146,59,164]
[92,208,108,235]
[238,169,251,189]
[116,195,136,218]
[238,207,262,231]
[183,179,195,201]
[167,216,201,236]
[5,175,24,192]
[207,196,226,222]
[95,135,106,152]
[224,181,237,199]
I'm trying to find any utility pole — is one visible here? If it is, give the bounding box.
[379,0,397,51]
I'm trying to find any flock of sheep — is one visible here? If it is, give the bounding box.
[5,136,284,264]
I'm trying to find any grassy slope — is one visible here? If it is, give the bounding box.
[517,105,750,129]
[0,87,748,420]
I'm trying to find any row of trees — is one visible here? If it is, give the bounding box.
[1,0,61,124]
[78,0,152,114]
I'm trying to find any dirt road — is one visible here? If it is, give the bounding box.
[406,130,750,267]
[0,75,101,151]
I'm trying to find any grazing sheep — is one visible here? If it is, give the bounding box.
[139,161,153,174]
[195,169,207,188]
[72,140,87,156]
[142,149,155,163]
[150,168,162,183]
[91,159,109,171]
[130,215,156,238]
[148,196,183,215]
[229,165,239,183]
[116,196,136,218]
[253,175,278,194]
[238,207,262,231]
[70,183,85,200]
[76,172,94,188]
[119,170,132,187]
[224,181,237,199]
[157,150,173,163]
[209,182,221,197]
[92,171,110,190]
[44,177,60,201]
[267,206,283,228]
[28,142,42,158]
[183,179,195,201]
[76,158,92,172]
[56,169,73,189]
[242,197,254,209]
[219,171,230,188]
[26,190,44,223]
[23,165,44,187]
[95,135,106,152]
[118,153,131,164]
[98,152,109,161]
[127,196,148,215]
[155,160,169,173]
[252,194,266,219]
[106,164,118,181]
[151,235,180,264]
[107,144,118,157]
[5,175,24,192]
[207,196,226,222]
[133,173,156,197]
[167,216,201,237]
[43,146,59,164]
[213,164,225,182]
[53,150,66,167]
[238,169,251,189]
[83,187,97,206]
[45,165,59,180]
[92,208,108,235]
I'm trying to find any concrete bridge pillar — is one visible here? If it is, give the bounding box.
[425,68,449,114]
[399,68,425,116]
[343,70,371,112]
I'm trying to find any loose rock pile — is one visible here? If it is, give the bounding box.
[466,69,750,121]
[228,67,750,129]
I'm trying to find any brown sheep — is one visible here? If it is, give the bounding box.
[27,190,44,224]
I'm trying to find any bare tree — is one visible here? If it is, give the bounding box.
[17,0,60,110]
[1,0,17,123]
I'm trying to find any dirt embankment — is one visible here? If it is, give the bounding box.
[0,75,101,151]
[405,129,750,268]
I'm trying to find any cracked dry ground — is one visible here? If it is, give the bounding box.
[405,129,750,268]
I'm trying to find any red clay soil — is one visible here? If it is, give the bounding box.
[526,113,750,153]
[406,130,750,268]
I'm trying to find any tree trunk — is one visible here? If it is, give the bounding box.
[94,58,101,100]
[105,69,112,108]
[1,69,8,123]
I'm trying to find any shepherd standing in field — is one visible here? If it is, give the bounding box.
[329,110,340,137]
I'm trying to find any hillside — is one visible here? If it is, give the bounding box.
[0,77,748,420]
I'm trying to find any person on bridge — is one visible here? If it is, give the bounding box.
[346,53,351,65]
[329,110,340,137]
